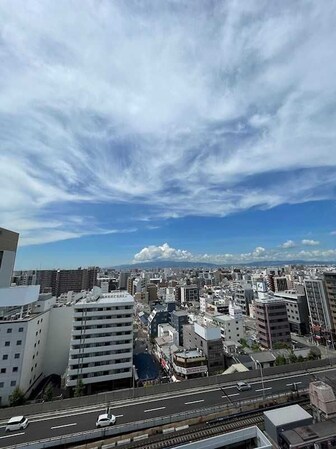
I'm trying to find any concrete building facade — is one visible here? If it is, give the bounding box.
[183,322,224,374]
[66,290,134,392]
[255,298,291,349]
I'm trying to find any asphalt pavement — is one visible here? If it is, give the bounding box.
[0,366,335,448]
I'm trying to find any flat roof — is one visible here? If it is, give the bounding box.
[77,291,134,305]
[282,419,336,445]
[264,404,312,426]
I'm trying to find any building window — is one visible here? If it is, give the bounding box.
[13,367,18,373]
[18,327,24,332]
[14,353,20,359]
[0,382,4,388]
[5,341,10,347]
[2,355,8,360]
[7,328,12,333]
[10,381,16,387]
[0,368,6,374]
[16,340,22,346]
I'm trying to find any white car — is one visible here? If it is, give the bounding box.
[5,416,29,432]
[96,413,116,428]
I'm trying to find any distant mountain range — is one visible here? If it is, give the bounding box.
[112,259,335,270]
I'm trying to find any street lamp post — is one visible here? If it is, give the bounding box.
[258,361,265,401]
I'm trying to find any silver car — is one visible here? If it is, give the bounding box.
[236,381,252,391]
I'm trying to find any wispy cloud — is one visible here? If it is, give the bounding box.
[1,1,336,245]
[133,243,336,264]
[302,239,320,246]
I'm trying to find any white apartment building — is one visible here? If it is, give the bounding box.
[0,285,50,406]
[66,289,134,391]
[212,314,244,343]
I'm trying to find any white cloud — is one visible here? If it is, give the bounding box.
[302,239,320,246]
[330,231,336,235]
[0,1,336,245]
[133,243,192,262]
[133,243,336,264]
[281,240,296,248]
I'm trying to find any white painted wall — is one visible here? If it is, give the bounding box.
[20,311,50,396]
[43,306,74,376]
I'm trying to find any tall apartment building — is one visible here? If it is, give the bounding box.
[12,270,37,286]
[170,310,189,345]
[274,276,288,292]
[304,279,332,338]
[66,290,134,393]
[324,272,336,333]
[35,267,98,296]
[0,290,52,406]
[118,271,130,290]
[0,228,48,405]
[234,285,254,315]
[180,285,199,305]
[255,298,291,349]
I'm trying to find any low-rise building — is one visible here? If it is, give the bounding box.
[172,349,207,379]
[183,322,224,374]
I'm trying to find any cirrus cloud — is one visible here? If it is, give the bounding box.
[0,1,336,246]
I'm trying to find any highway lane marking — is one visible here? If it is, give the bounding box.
[0,432,25,439]
[12,367,334,424]
[255,387,272,392]
[115,415,124,418]
[286,382,302,386]
[221,393,240,398]
[184,399,204,405]
[144,407,166,413]
[51,422,77,430]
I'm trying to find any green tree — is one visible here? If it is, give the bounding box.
[251,342,260,352]
[273,342,291,350]
[289,352,298,363]
[239,338,248,348]
[275,355,287,366]
[308,349,319,361]
[297,355,304,362]
[74,379,85,397]
[43,384,53,402]
[9,387,26,406]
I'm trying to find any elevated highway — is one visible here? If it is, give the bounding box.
[0,363,335,448]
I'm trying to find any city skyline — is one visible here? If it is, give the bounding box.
[1,1,335,269]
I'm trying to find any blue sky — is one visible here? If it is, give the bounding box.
[0,1,335,268]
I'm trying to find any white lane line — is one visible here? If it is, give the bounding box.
[115,414,124,418]
[255,387,272,392]
[0,432,25,439]
[144,407,166,413]
[221,393,240,398]
[185,399,204,405]
[51,422,77,430]
[286,382,302,386]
